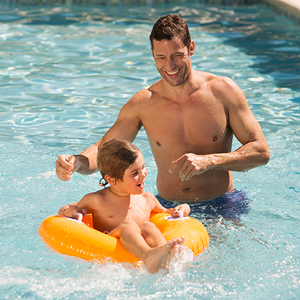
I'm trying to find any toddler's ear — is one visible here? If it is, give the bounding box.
[105,175,116,186]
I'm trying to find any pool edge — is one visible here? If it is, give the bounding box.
[263,0,300,24]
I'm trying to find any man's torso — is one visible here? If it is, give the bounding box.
[138,71,234,201]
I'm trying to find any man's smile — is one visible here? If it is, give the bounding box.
[166,69,180,76]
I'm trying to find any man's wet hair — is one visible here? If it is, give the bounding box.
[149,14,191,50]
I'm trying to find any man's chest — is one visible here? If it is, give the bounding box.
[142,100,228,151]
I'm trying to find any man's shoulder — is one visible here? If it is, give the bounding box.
[205,73,238,90]
[192,70,231,91]
[202,74,241,99]
[126,88,153,105]
[195,70,234,87]
[206,74,247,108]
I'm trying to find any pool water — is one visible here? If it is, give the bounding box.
[0,2,300,299]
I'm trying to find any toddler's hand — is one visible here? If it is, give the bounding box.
[58,205,87,219]
[170,203,191,217]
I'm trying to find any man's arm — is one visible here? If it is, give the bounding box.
[55,139,102,181]
[55,91,145,181]
[169,77,270,181]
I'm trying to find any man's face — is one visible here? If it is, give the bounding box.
[151,36,194,87]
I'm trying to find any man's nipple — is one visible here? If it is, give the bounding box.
[213,136,218,142]
[156,141,161,147]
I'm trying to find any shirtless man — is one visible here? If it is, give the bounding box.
[56,14,270,207]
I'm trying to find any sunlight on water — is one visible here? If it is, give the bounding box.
[0,2,300,299]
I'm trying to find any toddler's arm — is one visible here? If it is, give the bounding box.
[58,203,87,219]
[150,193,190,217]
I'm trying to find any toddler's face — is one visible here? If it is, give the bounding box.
[118,152,147,194]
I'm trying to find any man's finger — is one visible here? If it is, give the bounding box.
[57,155,76,171]
[169,155,186,173]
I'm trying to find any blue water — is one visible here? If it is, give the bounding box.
[0,2,300,299]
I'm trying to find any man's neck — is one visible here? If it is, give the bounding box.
[161,70,198,100]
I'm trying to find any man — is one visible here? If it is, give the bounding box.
[55,14,270,211]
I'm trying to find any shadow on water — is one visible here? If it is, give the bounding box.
[192,3,300,95]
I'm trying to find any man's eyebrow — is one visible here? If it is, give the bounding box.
[155,51,185,57]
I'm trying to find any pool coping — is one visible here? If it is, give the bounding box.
[263,0,300,24]
[2,0,300,25]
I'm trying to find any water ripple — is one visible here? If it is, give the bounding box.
[0,3,300,300]
[0,3,299,150]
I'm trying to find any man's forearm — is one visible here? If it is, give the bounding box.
[210,140,270,172]
[75,145,99,175]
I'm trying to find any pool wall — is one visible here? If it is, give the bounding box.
[264,0,300,24]
[1,0,300,25]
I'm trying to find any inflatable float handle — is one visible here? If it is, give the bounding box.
[165,210,189,221]
[177,210,184,219]
[77,213,83,222]
[64,213,83,223]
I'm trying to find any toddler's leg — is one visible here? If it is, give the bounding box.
[140,221,166,247]
[120,220,185,273]
[120,220,151,259]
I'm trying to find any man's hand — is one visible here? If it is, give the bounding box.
[169,153,211,181]
[55,155,79,181]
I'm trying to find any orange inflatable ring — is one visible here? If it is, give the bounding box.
[39,212,209,265]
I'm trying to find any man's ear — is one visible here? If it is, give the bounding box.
[105,175,116,185]
[189,40,195,56]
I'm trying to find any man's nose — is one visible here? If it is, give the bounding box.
[166,57,176,70]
